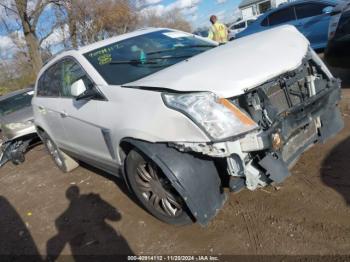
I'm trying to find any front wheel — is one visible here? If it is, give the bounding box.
[125,149,193,225]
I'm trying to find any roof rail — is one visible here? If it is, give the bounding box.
[136,27,155,31]
[43,47,76,66]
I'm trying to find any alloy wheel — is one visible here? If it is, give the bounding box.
[46,139,63,168]
[135,162,183,218]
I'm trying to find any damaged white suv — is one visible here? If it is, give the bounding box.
[33,26,343,225]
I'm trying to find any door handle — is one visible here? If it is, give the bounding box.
[60,111,68,118]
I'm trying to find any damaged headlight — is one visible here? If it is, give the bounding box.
[162,92,259,140]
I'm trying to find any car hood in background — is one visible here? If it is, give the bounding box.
[0,106,33,126]
[124,25,310,98]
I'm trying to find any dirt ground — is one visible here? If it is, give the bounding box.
[0,69,349,258]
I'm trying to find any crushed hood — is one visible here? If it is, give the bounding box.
[124,25,310,98]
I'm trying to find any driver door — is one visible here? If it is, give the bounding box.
[56,58,114,165]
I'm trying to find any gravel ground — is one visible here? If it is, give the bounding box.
[0,68,349,259]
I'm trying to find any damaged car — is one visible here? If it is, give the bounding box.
[32,26,343,225]
[0,87,39,167]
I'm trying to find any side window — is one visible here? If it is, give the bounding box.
[37,64,61,97]
[261,17,269,26]
[61,59,93,97]
[295,3,328,19]
[268,7,296,26]
[247,19,255,26]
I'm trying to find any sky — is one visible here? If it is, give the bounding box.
[0,0,243,57]
[138,0,242,28]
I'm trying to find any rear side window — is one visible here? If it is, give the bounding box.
[37,64,60,97]
[266,7,296,26]
[295,3,328,19]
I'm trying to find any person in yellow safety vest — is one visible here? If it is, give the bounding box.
[208,15,229,44]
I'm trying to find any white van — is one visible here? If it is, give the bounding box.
[228,18,257,40]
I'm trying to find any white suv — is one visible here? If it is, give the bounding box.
[33,26,343,225]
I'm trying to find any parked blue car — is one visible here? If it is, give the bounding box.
[236,0,340,50]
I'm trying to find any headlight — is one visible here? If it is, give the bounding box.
[4,120,33,130]
[162,92,258,140]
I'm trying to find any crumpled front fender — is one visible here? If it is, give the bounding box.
[122,138,227,225]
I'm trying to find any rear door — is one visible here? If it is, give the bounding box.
[56,58,114,165]
[33,63,67,146]
[294,2,333,49]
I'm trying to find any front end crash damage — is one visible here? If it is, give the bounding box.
[171,53,343,191]
[123,50,342,225]
[0,124,39,167]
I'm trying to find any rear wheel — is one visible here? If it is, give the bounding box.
[126,149,192,225]
[41,132,79,173]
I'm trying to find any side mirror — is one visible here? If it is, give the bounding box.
[323,6,334,14]
[71,79,87,97]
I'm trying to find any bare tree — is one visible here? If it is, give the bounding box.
[0,32,35,93]
[0,0,56,75]
[140,8,192,32]
[54,0,138,47]
[55,0,77,48]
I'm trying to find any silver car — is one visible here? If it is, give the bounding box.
[33,26,343,225]
[0,87,38,166]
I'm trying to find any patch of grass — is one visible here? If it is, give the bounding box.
[0,74,36,96]
[0,86,14,96]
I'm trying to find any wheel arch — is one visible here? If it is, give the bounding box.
[119,138,227,225]
[35,125,47,139]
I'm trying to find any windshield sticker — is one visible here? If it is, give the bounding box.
[88,44,123,58]
[163,32,191,38]
[98,53,112,65]
[27,91,34,95]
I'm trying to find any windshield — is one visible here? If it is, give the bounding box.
[84,30,216,85]
[0,90,33,116]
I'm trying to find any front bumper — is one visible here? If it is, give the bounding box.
[258,85,343,183]
[172,58,343,190]
[0,125,38,167]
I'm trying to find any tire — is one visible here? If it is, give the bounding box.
[125,149,193,225]
[41,132,79,173]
